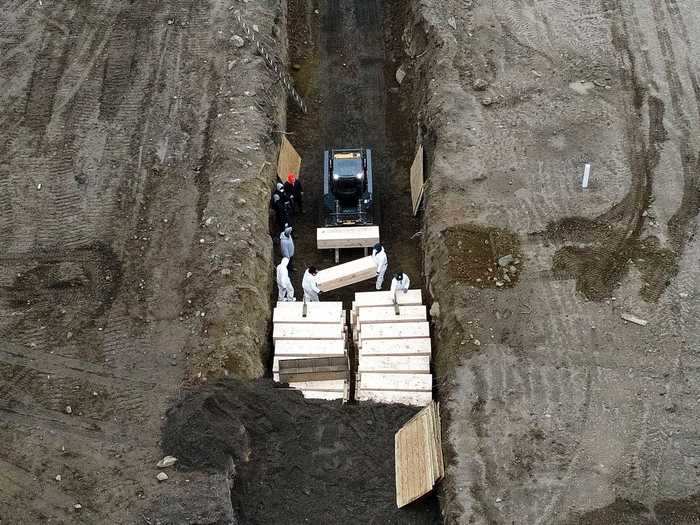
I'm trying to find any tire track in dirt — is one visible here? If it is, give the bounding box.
[547,0,700,304]
[0,456,99,523]
[614,1,700,504]
[540,0,662,302]
[454,346,596,523]
[2,0,289,520]
[22,9,72,134]
[534,368,594,524]
[98,4,154,121]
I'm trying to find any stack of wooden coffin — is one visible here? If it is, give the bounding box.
[352,289,433,406]
[272,301,349,401]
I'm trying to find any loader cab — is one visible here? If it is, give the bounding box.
[322,147,375,227]
[330,151,367,203]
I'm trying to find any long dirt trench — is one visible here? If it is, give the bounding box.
[163,1,440,523]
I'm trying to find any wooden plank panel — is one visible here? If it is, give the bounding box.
[358,355,430,373]
[277,370,348,382]
[354,289,423,309]
[278,356,348,383]
[359,322,430,341]
[358,373,432,391]
[410,145,424,216]
[277,136,301,182]
[434,403,445,478]
[274,339,346,356]
[273,307,344,324]
[316,226,380,249]
[273,353,346,372]
[279,356,347,371]
[357,305,427,325]
[356,390,432,406]
[395,402,444,508]
[273,323,344,341]
[299,390,346,401]
[359,339,432,356]
[316,256,377,292]
[287,379,347,390]
[275,301,343,313]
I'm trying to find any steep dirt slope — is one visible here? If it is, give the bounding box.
[399,0,700,523]
[0,1,286,521]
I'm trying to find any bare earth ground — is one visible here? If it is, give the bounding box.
[1,0,437,523]
[4,0,700,523]
[0,0,286,521]
[403,0,700,523]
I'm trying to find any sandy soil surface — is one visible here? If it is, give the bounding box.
[399,0,700,523]
[0,0,286,521]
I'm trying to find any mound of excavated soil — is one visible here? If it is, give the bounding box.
[162,378,439,524]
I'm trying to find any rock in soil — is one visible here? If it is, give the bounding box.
[473,78,488,91]
[156,472,169,482]
[498,254,514,267]
[157,456,178,468]
[395,65,407,84]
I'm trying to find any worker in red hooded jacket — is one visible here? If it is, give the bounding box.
[284,172,304,214]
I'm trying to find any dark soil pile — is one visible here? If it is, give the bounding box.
[162,378,440,524]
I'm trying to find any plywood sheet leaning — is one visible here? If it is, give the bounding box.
[395,402,444,508]
[410,145,424,216]
[277,136,302,182]
[315,256,378,292]
[316,226,380,249]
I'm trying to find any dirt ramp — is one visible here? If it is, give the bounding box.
[162,379,440,524]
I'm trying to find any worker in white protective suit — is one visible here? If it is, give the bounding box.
[276,257,295,301]
[280,226,295,272]
[371,242,388,290]
[390,272,410,296]
[302,266,321,302]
